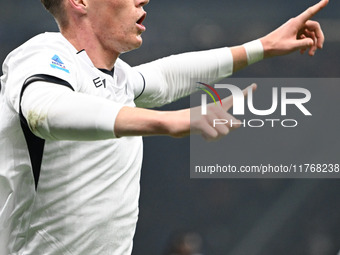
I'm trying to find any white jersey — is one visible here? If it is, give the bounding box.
[0,32,145,255]
[0,32,234,255]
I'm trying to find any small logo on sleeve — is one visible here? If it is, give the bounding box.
[50,55,70,73]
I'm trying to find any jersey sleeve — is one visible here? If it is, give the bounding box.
[132,47,233,108]
[21,82,123,140]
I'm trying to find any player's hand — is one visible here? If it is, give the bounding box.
[188,83,257,141]
[260,0,328,57]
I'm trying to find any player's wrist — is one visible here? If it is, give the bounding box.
[162,110,190,138]
[259,35,279,59]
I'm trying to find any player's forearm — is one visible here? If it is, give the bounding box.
[114,107,190,138]
[230,46,248,73]
[116,84,257,140]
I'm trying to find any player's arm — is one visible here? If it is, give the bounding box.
[133,0,327,108]
[20,81,255,141]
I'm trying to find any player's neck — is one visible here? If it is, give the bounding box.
[61,28,119,70]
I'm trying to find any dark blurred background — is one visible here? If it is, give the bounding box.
[1,0,339,254]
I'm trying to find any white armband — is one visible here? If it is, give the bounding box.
[243,39,264,65]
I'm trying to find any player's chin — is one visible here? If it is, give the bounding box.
[120,38,143,53]
[133,35,144,48]
[137,31,144,41]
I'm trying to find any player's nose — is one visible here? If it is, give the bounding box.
[138,0,149,7]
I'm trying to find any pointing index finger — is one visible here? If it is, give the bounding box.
[298,0,329,22]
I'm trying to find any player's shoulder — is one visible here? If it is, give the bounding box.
[4,32,77,73]
[1,32,78,95]
[4,32,75,64]
[33,32,75,49]
[24,32,65,47]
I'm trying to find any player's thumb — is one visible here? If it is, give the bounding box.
[243,83,257,98]
[222,83,257,111]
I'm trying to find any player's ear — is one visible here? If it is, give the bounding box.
[67,0,89,14]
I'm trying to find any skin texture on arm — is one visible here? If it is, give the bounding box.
[230,46,248,73]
